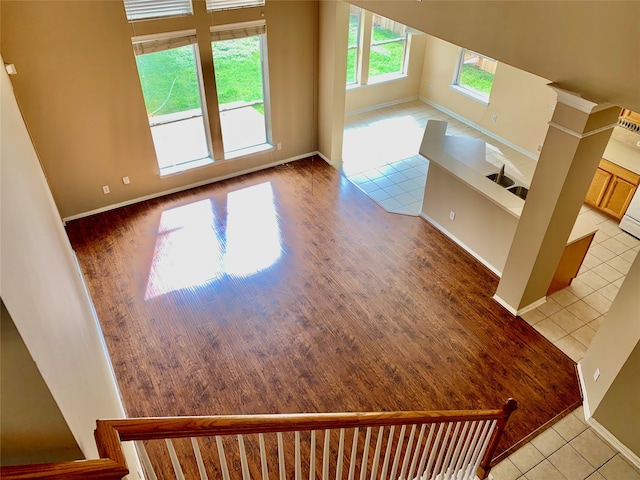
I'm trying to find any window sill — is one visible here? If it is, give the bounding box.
[159,157,214,177]
[158,144,273,177]
[347,73,408,90]
[224,143,273,160]
[450,84,490,105]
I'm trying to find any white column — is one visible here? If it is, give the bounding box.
[495,85,620,313]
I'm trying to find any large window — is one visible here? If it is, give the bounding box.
[133,32,211,173]
[211,21,270,156]
[368,16,407,81]
[453,49,497,102]
[346,9,409,86]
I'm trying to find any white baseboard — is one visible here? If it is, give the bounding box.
[419,212,502,277]
[577,363,591,418]
[63,153,315,223]
[589,417,640,471]
[345,95,419,117]
[315,151,334,165]
[577,364,640,471]
[418,96,539,161]
[491,295,518,316]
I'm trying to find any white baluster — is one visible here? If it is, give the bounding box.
[370,426,384,480]
[190,437,208,480]
[407,424,426,480]
[277,432,286,480]
[389,425,406,480]
[439,422,461,479]
[470,420,497,478]
[336,429,345,480]
[359,427,372,480]
[216,436,231,480]
[134,441,159,480]
[310,430,317,480]
[423,423,445,480]
[445,421,470,480]
[238,435,250,480]
[259,433,269,480]
[380,425,395,480]
[431,422,453,478]
[323,429,331,480]
[348,428,359,480]
[295,431,302,480]
[399,424,417,480]
[165,439,185,480]
[416,424,435,478]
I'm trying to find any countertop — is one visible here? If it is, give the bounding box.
[603,130,640,175]
[420,120,598,244]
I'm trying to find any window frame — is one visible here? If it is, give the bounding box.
[346,9,410,88]
[346,6,362,86]
[132,29,214,174]
[451,48,497,104]
[210,20,273,158]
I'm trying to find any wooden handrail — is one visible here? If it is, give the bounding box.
[96,405,514,441]
[0,458,128,480]
[1,399,517,480]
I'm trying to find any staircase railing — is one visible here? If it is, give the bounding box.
[1,399,517,480]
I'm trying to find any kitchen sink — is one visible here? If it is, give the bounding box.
[486,172,515,188]
[507,185,529,200]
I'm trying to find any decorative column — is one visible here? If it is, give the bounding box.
[495,85,621,314]
[317,0,349,166]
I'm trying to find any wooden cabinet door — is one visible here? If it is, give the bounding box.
[585,168,612,207]
[601,177,637,220]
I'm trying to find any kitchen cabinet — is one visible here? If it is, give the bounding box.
[585,159,640,220]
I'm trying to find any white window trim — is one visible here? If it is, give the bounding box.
[347,9,410,88]
[210,19,273,157]
[451,48,495,104]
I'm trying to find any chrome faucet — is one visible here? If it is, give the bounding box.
[496,164,505,185]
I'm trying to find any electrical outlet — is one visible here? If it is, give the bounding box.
[122,176,130,185]
[549,104,556,110]
[449,211,456,221]
[277,143,282,151]
[537,144,543,152]
[102,185,110,194]
[593,368,600,382]
[491,115,497,122]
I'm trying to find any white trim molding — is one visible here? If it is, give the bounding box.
[589,419,640,471]
[548,83,616,114]
[577,363,640,471]
[547,121,618,139]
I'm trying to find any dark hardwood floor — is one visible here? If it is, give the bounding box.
[66,157,581,461]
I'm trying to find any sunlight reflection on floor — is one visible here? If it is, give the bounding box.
[144,182,282,300]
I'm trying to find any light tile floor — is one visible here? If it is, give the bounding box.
[341,100,640,479]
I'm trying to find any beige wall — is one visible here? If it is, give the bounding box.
[1,300,83,466]
[348,1,640,112]
[0,56,141,476]
[421,163,518,274]
[593,341,640,458]
[580,252,640,457]
[345,33,427,114]
[419,35,556,156]
[1,0,317,219]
